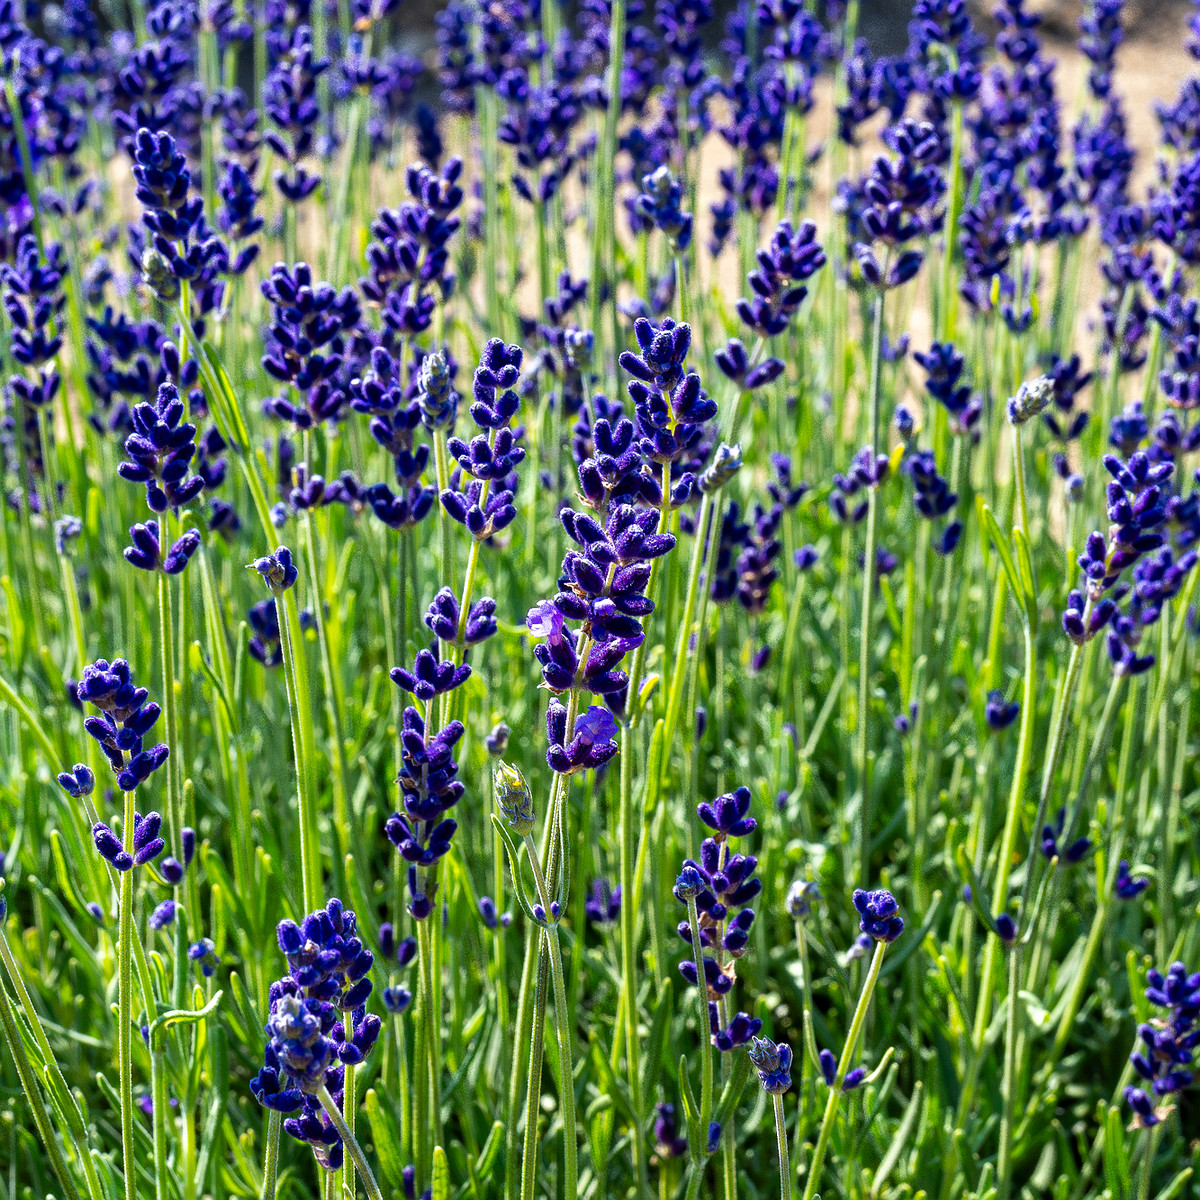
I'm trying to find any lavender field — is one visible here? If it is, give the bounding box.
[1,1,1199,1199]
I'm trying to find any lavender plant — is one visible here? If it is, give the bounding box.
[5,2,1200,1200]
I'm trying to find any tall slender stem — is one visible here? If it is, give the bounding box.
[520,948,551,1200]
[316,1085,384,1200]
[772,1093,792,1200]
[800,940,887,1200]
[686,896,714,1156]
[0,974,83,1200]
[262,1110,282,1200]
[157,517,187,901]
[996,943,1021,1200]
[274,588,320,912]
[119,790,137,1200]
[619,717,650,1200]
[857,289,886,884]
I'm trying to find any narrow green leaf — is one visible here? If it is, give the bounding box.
[431,1145,450,1200]
[365,1089,405,1189]
[1103,1105,1128,1200]
[977,503,1022,607]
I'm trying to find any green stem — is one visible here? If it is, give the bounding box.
[505,933,539,1200]
[520,947,551,1200]
[661,492,713,765]
[301,511,351,845]
[274,588,321,912]
[619,717,651,1200]
[119,790,136,1200]
[857,289,886,884]
[151,1033,170,1200]
[800,940,887,1200]
[996,943,1021,1200]
[157,517,187,890]
[316,1085,384,1200]
[0,933,100,1200]
[0,973,83,1200]
[773,1093,791,1200]
[262,1109,282,1200]
[686,896,714,1150]
[545,925,578,1200]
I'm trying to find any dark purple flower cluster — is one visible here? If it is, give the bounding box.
[263,26,328,203]
[585,877,622,926]
[261,261,360,429]
[907,0,984,101]
[378,923,418,1014]
[733,504,784,613]
[131,127,225,302]
[620,317,717,506]
[830,446,889,526]
[748,1036,792,1094]
[441,338,525,540]
[1078,0,1123,101]
[674,786,763,1052]
[850,118,946,290]
[2,234,64,411]
[188,938,221,978]
[124,520,201,575]
[389,648,471,704]
[984,689,1020,732]
[1125,962,1200,1129]
[653,1103,689,1159]
[425,585,497,648]
[1081,454,1173,593]
[1043,354,1092,442]
[1065,451,1185,672]
[837,38,912,147]
[914,342,981,438]
[906,449,961,555]
[742,220,826,338]
[497,72,588,206]
[852,888,904,943]
[544,700,619,774]
[1151,153,1200,268]
[715,220,824,392]
[1115,860,1149,901]
[818,1047,865,1092]
[635,164,693,250]
[118,381,204,512]
[75,658,169,792]
[361,159,463,335]
[248,599,282,667]
[1153,294,1200,412]
[1039,807,1090,863]
[250,546,299,594]
[250,901,381,1171]
[216,160,262,275]
[349,346,437,530]
[91,809,165,872]
[527,498,673,700]
[384,706,465,918]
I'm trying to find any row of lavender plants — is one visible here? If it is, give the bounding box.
[1,0,1199,1196]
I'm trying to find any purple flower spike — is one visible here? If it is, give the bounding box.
[983,690,1020,732]
[249,547,299,594]
[1115,860,1149,901]
[697,786,757,843]
[748,1037,792,1094]
[852,888,904,943]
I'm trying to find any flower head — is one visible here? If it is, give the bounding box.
[852,888,904,943]
[249,547,299,594]
[494,761,535,836]
[748,1036,792,1094]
